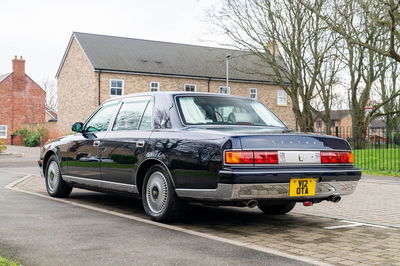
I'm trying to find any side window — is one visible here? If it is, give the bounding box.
[84,103,119,132]
[113,99,150,131]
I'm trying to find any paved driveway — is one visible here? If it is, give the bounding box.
[0,172,307,266]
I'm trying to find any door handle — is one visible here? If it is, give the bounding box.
[93,140,101,147]
[136,141,145,148]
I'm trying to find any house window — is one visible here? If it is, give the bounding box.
[316,120,322,128]
[277,90,287,105]
[219,86,230,94]
[150,82,160,92]
[184,84,197,92]
[250,88,257,99]
[0,125,7,139]
[110,79,124,96]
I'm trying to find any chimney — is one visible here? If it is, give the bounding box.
[265,42,280,56]
[12,55,25,78]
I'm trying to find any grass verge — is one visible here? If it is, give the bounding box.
[0,256,20,266]
[354,148,400,177]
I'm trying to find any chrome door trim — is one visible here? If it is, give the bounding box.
[63,175,138,193]
[63,175,101,187]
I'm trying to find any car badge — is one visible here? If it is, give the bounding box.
[298,154,304,162]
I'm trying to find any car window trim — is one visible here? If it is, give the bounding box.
[82,100,121,133]
[111,96,154,132]
[173,95,288,128]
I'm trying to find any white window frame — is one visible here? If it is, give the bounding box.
[219,86,230,94]
[150,81,160,92]
[110,79,124,96]
[0,125,7,139]
[184,84,197,92]
[277,89,287,105]
[249,88,257,99]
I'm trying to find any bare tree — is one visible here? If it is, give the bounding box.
[337,1,400,147]
[207,0,340,132]
[300,0,400,62]
[41,78,57,111]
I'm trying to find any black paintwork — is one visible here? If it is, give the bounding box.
[40,92,361,198]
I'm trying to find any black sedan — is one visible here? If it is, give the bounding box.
[39,92,361,221]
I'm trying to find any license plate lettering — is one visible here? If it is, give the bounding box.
[289,178,316,196]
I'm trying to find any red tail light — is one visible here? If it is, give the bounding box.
[225,151,278,165]
[254,151,279,164]
[320,151,354,164]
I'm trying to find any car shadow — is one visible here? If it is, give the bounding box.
[67,190,326,231]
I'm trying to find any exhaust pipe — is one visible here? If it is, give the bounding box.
[247,200,258,208]
[328,195,341,203]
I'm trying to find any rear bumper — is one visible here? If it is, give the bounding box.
[175,181,358,201]
[175,167,361,201]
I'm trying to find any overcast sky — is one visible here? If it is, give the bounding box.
[0,0,222,85]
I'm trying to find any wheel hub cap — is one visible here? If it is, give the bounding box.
[47,161,60,193]
[146,171,168,214]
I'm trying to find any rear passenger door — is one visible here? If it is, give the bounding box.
[99,96,153,193]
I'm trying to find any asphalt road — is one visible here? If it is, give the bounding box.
[0,168,310,266]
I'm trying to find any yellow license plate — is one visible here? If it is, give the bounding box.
[289,178,316,196]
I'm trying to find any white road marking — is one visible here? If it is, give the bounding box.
[324,220,388,230]
[5,175,331,266]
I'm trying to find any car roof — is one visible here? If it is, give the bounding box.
[102,91,254,104]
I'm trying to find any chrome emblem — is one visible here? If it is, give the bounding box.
[298,154,304,161]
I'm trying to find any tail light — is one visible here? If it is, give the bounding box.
[225,151,278,165]
[254,151,279,164]
[320,151,354,164]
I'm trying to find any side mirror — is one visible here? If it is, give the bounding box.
[72,122,83,133]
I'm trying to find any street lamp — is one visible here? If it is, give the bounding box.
[226,54,231,92]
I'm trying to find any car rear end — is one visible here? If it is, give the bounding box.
[217,134,361,206]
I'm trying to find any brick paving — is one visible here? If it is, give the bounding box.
[293,177,400,228]
[12,175,400,266]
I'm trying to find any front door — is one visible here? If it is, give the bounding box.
[100,97,153,192]
[64,102,120,186]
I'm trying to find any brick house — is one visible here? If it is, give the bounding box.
[314,109,386,138]
[0,56,46,144]
[56,32,296,134]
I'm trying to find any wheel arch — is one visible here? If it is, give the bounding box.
[136,158,175,194]
[42,149,61,175]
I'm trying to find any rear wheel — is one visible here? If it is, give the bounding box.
[142,164,183,222]
[45,155,72,198]
[258,202,296,215]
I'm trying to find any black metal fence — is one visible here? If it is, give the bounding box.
[313,127,400,174]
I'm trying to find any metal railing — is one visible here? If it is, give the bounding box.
[314,127,400,174]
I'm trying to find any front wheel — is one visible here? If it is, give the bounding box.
[142,164,183,222]
[45,155,72,198]
[258,202,296,215]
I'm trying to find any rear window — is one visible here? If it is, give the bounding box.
[176,96,285,127]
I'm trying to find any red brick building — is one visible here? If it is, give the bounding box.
[0,56,46,144]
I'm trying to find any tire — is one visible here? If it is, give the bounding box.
[142,164,183,222]
[45,155,72,198]
[258,202,296,215]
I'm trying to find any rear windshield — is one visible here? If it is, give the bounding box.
[176,96,286,127]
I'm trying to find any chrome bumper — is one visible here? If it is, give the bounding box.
[175,181,358,201]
